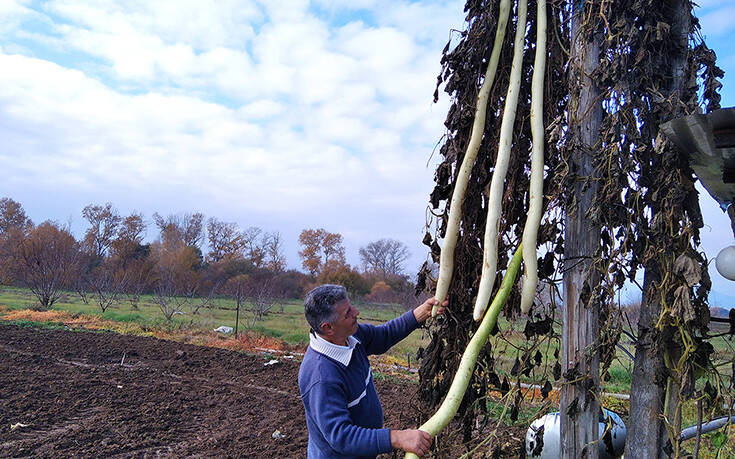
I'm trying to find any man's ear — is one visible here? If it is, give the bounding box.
[319,322,332,336]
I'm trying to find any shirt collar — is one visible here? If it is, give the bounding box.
[309,331,360,366]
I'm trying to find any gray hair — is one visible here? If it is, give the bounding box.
[304,284,347,334]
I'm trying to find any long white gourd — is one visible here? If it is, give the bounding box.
[520,0,547,314]
[473,0,528,321]
[405,245,523,459]
[432,0,512,316]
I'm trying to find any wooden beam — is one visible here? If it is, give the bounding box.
[561,2,602,458]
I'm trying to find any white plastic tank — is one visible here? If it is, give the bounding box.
[525,409,626,458]
[716,245,735,280]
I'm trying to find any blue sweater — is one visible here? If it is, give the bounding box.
[298,310,420,458]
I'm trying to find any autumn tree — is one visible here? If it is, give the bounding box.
[0,197,32,234]
[359,238,410,279]
[365,281,394,303]
[317,263,368,296]
[0,197,32,284]
[82,203,122,260]
[206,217,244,263]
[17,221,80,308]
[150,213,205,316]
[241,226,266,267]
[298,228,346,276]
[153,212,205,248]
[150,232,203,320]
[110,213,146,264]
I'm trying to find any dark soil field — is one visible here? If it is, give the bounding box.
[1,324,526,458]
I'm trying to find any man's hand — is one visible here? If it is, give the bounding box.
[390,429,432,457]
[413,297,448,324]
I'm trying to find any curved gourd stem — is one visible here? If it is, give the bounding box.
[473,0,528,321]
[432,0,512,316]
[406,245,523,459]
[520,0,547,314]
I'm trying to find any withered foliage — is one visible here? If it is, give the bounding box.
[418,0,570,450]
[418,0,725,454]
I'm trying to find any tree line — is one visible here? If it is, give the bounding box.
[0,197,420,323]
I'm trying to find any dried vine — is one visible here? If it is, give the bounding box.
[418,0,569,454]
[418,0,725,456]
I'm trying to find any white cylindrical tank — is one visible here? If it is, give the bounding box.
[716,245,735,280]
[525,409,626,459]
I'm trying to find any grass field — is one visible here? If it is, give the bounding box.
[0,286,430,365]
[1,286,730,389]
[1,285,724,390]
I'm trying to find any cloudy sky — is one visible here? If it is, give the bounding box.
[1,0,734,303]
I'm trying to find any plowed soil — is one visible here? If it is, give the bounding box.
[0,324,445,458]
[1,324,526,458]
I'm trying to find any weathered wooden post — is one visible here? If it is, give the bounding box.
[561,1,602,457]
[626,1,691,457]
[235,300,240,339]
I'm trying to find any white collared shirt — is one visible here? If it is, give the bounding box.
[309,331,361,366]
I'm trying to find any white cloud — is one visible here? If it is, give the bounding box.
[0,0,469,272]
[46,0,261,49]
[700,6,735,36]
[0,0,34,28]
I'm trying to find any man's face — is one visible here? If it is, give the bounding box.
[326,299,359,344]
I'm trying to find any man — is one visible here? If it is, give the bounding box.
[298,284,447,458]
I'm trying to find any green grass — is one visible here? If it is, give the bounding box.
[604,364,634,394]
[0,285,427,361]
[103,311,147,322]
[4,318,67,330]
[485,398,541,426]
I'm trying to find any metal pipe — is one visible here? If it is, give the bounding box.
[680,416,735,442]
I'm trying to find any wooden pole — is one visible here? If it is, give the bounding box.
[561,1,602,457]
[235,299,240,339]
[625,1,690,457]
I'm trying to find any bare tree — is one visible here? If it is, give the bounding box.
[247,277,276,327]
[17,221,80,308]
[125,258,155,310]
[264,231,286,273]
[359,238,410,278]
[185,282,219,325]
[225,274,249,337]
[87,262,128,313]
[224,273,275,328]
[75,276,92,305]
[153,281,186,321]
[82,203,122,260]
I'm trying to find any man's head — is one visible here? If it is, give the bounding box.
[304,284,359,344]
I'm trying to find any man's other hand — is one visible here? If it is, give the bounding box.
[413,297,448,323]
[390,429,432,457]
